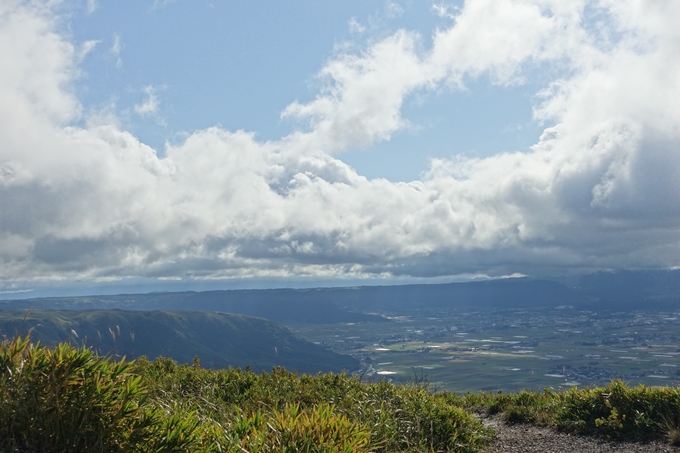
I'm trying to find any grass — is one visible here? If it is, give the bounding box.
[0,336,199,452]
[659,412,680,446]
[4,335,680,452]
[134,356,492,452]
[454,379,680,443]
[0,336,492,452]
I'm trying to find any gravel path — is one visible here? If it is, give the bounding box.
[482,416,676,453]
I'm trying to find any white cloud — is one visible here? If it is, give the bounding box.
[431,4,456,19]
[2,0,680,286]
[348,17,365,34]
[134,85,160,117]
[281,29,430,154]
[110,33,123,68]
[77,39,99,61]
[152,0,177,10]
[385,1,404,18]
[86,0,97,14]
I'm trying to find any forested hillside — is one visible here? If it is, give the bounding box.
[0,310,358,373]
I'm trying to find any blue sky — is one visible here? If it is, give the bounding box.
[68,0,545,181]
[2,0,680,297]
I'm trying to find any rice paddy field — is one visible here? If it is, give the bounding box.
[286,306,680,393]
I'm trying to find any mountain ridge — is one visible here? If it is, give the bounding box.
[0,309,358,374]
[3,271,680,320]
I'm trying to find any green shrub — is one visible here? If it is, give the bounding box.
[450,388,555,426]
[134,358,492,452]
[454,380,680,443]
[553,380,680,440]
[225,403,374,453]
[0,338,494,452]
[0,336,199,453]
[501,390,554,425]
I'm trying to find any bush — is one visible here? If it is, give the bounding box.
[0,336,199,452]
[134,358,492,452]
[454,380,680,443]
[225,403,373,453]
[0,338,493,452]
[451,389,555,426]
[553,379,680,440]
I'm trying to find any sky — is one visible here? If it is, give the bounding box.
[2,0,680,296]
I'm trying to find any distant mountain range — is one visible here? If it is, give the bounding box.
[3,271,680,321]
[329,270,680,311]
[0,279,587,320]
[331,279,584,311]
[0,310,358,374]
[554,270,680,308]
[2,271,678,374]
[0,291,387,324]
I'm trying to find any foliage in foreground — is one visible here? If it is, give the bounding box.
[455,379,680,442]
[0,336,198,452]
[134,356,491,452]
[0,337,491,452]
[5,335,680,452]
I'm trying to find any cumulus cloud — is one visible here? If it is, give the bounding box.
[1,0,680,287]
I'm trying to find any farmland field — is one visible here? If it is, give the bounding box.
[286,305,680,393]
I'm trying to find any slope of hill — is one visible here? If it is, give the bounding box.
[0,310,358,374]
